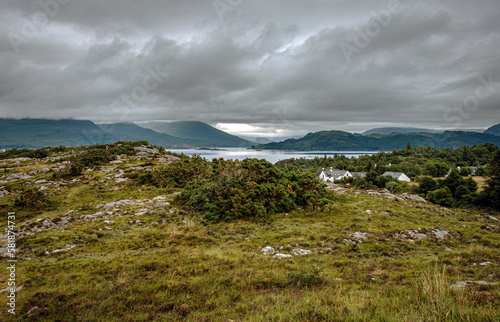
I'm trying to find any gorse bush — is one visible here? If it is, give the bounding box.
[14,189,52,210]
[53,141,153,178]
[53,162,84,179]
[139,155,209,188]
[53,148,112,178]
[0,147,49,160]
[173,158,331,222]
[75,148,114,167]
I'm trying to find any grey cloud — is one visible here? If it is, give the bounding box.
[0,0,499,135]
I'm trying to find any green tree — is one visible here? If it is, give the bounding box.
[482,151,500,209]
[386,181,403,194]
[439,169,476,197]
[406,141,412,151]
[454,185,477,205]
[416,176,437,195]
[459,166,472,176]
[426,187,454,207]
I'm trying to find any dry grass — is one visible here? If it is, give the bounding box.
[416,265,448,306]
[471,176,487,191]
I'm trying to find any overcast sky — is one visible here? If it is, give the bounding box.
[1,0,499,137]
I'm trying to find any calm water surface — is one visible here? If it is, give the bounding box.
[168,148,377,164]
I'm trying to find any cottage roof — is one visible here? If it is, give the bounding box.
[318,169,348,177]
[382,171,406,178]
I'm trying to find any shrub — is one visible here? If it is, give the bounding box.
[53,148,114,178]
[416,176,437,195]
[426,187,454,207]
[76,148,113,167]
[386,181,404,194]
[52,161,83,178]
[108,141,149,156]
[175,158,331,222]
[459,166,472,176]
[455,185,478,205]
[139,155,209,188]
[14,189,52,210]
[0,148,49,160]
[480,151,500,210]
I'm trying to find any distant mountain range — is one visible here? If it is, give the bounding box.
[484,123,500,136]
[138,121,252,147]
[0,118,252,149]
[362,127,442,135]
[254,128,500,151]
[1,118,499,150]
[362,127,487,135]
[0,119,117,149]
[97,123,205,147]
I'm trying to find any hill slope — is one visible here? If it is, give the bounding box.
[98,123,205,148]
[363,127,442,135]
[139,121,253,147]
[485,123,500,136]
[255,130,500,151]
[0,118,118,149]
[0,145,498,320]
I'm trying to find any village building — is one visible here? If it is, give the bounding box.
[315,168,352,182]
[382,171,411,182]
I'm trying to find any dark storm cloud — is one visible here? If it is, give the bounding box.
[0,0,499,135]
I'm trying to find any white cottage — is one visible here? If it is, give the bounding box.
[382,171,411,182]
[315,168,352,182]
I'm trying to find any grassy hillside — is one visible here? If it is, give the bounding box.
[0,119,118,149]
[139,121,253,147]
[0,144,498,320]
[255,130,500,151]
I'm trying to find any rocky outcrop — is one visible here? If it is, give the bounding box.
[432,229,449,240]
[273,253,292,259]
[157,155,181,163]
[134,146,160,155]
[292,248,313,256]
[347,232,368,243]
[400,193,427,203]
[450,281,497,289]
[261,246,275,255]
[261,246,314,258]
